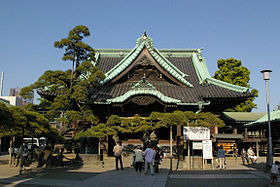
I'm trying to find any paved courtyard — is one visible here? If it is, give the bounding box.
[0,154,277,187]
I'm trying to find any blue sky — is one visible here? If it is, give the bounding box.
[0,0,279,112]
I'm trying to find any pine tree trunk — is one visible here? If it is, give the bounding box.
[9,136,14,167]
[70,60,75,90]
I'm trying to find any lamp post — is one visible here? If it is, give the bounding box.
[260,70,273,169]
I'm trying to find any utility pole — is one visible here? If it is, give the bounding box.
[0,72,4,96]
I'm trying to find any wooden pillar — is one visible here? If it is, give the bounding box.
[245,127,248,140]
[214,126,218,134]
[256,141,259,157]
[170,125,173,171]
[188,140,191,169]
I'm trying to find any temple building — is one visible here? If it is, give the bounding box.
[39,32,253,155]
[245,106,280,156]
[83,33,252,155]
[219,112,265,155]
[90,33,251,121]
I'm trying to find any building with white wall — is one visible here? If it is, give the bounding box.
[0,96,23,106]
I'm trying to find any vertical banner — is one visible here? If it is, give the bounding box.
[202,140,213,159]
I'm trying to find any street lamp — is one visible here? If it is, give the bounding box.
[260,69,273,169]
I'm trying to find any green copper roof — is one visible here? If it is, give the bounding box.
[205,78,249,93]
[95,33,249,93]
[100,34,193,87]
[192,49,211,83]
[245,109,280,126]
[106,79,181,104]
[93,79,211,106]
[222,112,265,122]
[191,49,249,93]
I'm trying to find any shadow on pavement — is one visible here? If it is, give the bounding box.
[244,161,268,172]
[0,156,103,186]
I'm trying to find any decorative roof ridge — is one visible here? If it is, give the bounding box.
[131,78,156,90]
[152,48,188,77]
[192,51,211,84]
[147,46,193,88]
[101,45,142,84]
[158,49,201,52]
[93,52,100,66]
[191,50,249,93]
[95,49,201,55]
[100,33,193,87]
[206,78,249,93]
[95,49,132,54]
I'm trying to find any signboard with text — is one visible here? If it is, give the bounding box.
[192,141,202,150]
[183,127,210,140]
[202,140,213,159]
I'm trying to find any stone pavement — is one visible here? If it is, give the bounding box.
[0,154,169,187]
[0,154,275,187]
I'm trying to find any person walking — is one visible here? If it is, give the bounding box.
[270,161,279,185]
[217,145,226,170]
[154,147,163,173]
[241,148,249,165]
[144,144,156,175]
[113,141,124,170]
[233,147,238,162]
[134,146,144,173]
[19,143,30,175]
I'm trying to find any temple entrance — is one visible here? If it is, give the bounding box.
[123,99,165,116]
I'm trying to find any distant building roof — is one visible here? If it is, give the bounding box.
[212,134,244,139]
[0,97,10,104]
[245,109,280,127]
[222,112,265,122]
[0,96,22,106]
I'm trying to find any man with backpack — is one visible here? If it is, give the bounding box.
[154,147,163,173]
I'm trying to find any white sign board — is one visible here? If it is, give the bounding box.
[183,127,210,140]
[202,140,213,159]
[192,141,202,150]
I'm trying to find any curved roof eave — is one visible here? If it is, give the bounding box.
[106,89,181,104]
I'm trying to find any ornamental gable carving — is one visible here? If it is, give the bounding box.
[126,54,167,82]
[130,96,156,105]
[135,55,153,66]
